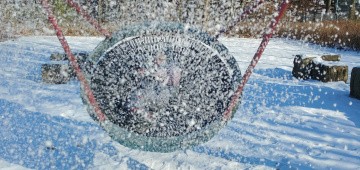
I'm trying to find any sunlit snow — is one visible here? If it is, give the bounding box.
[0,36,359,169]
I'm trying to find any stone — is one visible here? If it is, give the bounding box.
[50,52,88,61]
[350,67,360,99]
[42,64,71,84]
[292,55,316,80]
[45,53,89,83]
[50,53,67,61]
[311,64,348,82]
[292,54,348,82]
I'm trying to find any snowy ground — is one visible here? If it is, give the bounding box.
[0,36,359,169]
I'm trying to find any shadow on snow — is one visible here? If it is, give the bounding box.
[251,68,360,127]
[0,99,149,170]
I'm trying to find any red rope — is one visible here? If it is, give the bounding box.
[65,0,111,38]
[41,0,106,122]
[223,0,290,120]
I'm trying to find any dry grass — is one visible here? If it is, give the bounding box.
[228,19,360,51]
[4,19,360,52]
[2,3,360,51]
[277,20,360,50]
[0,20,121,38]
[228,21,269,38]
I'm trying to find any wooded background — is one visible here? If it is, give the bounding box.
[0,0,360,46]
[1,0,359,25]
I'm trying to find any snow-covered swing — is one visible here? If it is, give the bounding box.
[41,0,289,152]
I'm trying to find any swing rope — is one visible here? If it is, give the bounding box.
[223,0,290,120]
[41,0,289,122]
[41,0,106,122]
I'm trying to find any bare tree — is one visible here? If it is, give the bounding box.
[325,0,332,14]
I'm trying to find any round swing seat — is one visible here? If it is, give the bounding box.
[81,22,242,152]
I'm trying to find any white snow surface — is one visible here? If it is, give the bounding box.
[0,36,359,169]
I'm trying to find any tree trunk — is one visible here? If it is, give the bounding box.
[98,0,103,23]
[203,0,210,28]
[349,0,357,20]
[325,0,332,14]
[176,0,183,22]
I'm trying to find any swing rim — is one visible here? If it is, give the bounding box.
[82,21,242,152]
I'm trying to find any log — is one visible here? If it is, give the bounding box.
[321,54,341,61]
[350,67,360,99]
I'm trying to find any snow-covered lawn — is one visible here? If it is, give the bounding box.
[0,36,359,169]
